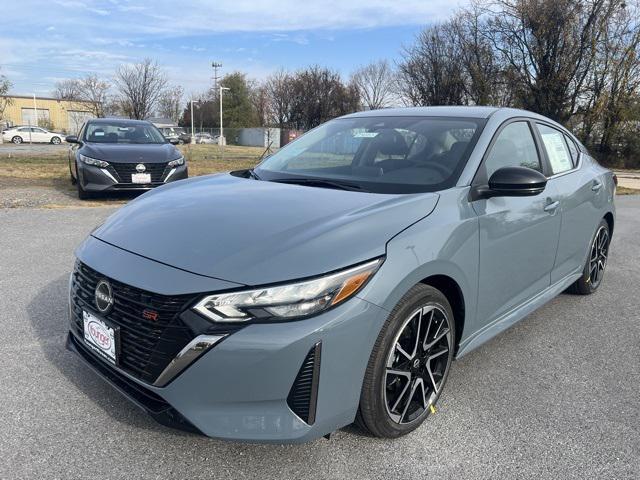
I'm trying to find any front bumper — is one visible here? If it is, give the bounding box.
[77,162,188,192]
[68,240,389,443]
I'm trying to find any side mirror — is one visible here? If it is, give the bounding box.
[65,135,80,144]
[473,166,547,199]
[168,138,180,145]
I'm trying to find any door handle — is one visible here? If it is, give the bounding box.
[592,181,602,192]
[544,201,560,213]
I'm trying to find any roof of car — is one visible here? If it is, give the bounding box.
[87,118,152,125]
[341,106,553,120]
[342,106,500,119]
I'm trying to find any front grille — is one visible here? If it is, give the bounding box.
[70,261,197,384]
[287,342,322,425]
[109,162,169,183]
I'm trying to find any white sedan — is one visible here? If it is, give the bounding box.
[1,126,65,144]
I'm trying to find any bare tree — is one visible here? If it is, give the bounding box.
[157,85,184,123]
[54,75,110,117]
[479,0,617,122]
[265,70,295,128]
[288,66,360,130]
[54,79,81,101]
[350,60,396,110]
[250,83,271,127]
[115,59,168,119]
[0,70,13,125]
[397,22,467,106]
[77,74,110,117]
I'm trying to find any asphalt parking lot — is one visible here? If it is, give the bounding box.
[0,197,638,479]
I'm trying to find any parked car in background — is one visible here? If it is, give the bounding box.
[66,106,615,443]
[66,118,188,199]
[2,126,65,144]
[195,132,219,144]
[158,126,191,144]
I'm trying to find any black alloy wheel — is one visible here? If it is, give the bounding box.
[570,218,611,295]
[356,284,455,438]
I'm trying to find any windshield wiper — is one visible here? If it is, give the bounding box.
[270,177,364,192]
[248,168,261,180]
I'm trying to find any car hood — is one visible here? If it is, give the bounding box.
[80,142,181,163]
[92,174,440,286]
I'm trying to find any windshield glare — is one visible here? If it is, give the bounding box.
[256,116,485,194]
[84,122,167,144]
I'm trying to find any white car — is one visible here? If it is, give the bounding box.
[195,132,219,144]
[1,126,65,145]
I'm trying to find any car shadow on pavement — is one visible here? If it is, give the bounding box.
[27,274,197,438]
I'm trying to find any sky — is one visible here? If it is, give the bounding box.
[1,0,466,98]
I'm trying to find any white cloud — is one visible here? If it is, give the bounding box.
[2,0,468,95]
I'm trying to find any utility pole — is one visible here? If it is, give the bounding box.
[219,86,230,146]
[190,99,197,143]
[33,94,38,127]
[211,62,222,93]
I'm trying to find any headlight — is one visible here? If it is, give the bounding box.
[168,156,184,167]
[193,258,382,322]
[79,154,109,168]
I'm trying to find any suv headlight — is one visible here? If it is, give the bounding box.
[193,258,382,322]
[167,156,184,167]
[79,154,109,168]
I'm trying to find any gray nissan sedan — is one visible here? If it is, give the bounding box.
[66,118,188,199]
[67,106,615,443]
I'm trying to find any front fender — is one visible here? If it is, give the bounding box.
[356,188,479,349]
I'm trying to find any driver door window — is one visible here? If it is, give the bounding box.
[485,122,541,178]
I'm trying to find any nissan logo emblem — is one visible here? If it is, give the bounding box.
[135,163,146,173]
[95,279,114,314]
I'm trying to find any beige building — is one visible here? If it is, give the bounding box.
[0,95,95,134]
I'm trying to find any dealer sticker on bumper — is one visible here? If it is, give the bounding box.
[83,311,118,364]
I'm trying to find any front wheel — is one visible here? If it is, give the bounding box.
[51,136,61,145]
[12,136,23,144]
[77,179,93,200]
[569,219,610,294]
[356,284,455,438]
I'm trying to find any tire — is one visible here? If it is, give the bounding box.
[77,180,93,200]
[51,136,61,145]
[11,136,23,144]
[178,139,185,145]
[69,164,77,185]
[569,218,610,295]
[356,284,455,438]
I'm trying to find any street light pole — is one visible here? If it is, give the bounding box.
[211,62,222,93]
[190,99,196,143]
[219,86,230,146]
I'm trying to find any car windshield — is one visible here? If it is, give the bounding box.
[255,116,485,194]
[83,121,167,144]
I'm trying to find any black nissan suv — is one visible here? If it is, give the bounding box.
[66,118,188,199]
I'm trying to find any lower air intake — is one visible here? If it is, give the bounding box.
[287,342,322,425]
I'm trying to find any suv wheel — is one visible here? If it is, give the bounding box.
[356,284,455,438]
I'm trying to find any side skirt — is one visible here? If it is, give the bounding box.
[455,271,582,358]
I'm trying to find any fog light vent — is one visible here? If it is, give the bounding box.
[287,342,322,425]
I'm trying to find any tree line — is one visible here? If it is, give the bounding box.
[2,0,635,166]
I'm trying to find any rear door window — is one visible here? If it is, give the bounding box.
[564,135,579,166]
[537,124,574,174]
